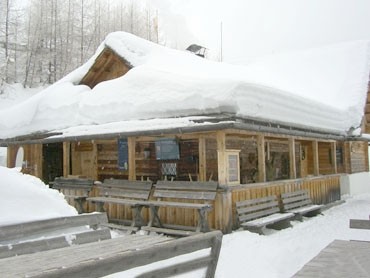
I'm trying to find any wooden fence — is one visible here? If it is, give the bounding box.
[228,174,342,229]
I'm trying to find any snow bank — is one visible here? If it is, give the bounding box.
[0,147,6,166]
[0,167,77,226]
[216,194,370,277]
[340,172,370,196]
[0,32,369,139]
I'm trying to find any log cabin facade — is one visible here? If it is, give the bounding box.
[2,36,370,233]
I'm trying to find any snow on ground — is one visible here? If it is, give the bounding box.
[0,147,6,166]
[1,166,370,277]
[0,166,76,226]
[0,33,369,140]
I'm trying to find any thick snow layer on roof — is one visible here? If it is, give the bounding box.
[0,32,369,139]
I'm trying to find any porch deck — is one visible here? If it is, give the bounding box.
[294,239,370,277]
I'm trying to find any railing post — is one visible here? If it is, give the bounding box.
[215,187,232,233]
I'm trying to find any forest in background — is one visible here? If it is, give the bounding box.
[0,0,164,89]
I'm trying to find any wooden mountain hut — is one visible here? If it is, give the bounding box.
[2,32,370,233]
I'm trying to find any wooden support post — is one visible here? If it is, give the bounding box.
[34,144,43,179]
[312,140,319,176]
[217,131,227,185]
[289,138,297,179]
[92,141,98,181]
[214,188,233,233]
[198,136,207,182]
[257,134,266,182]
[331,142,337,174]
[63,142,70,177]
[128,137,136,181]
[6,145,18,168]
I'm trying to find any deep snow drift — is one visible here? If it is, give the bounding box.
[1,166,370,277]
[0,167,76,226]
[0,32,369,140]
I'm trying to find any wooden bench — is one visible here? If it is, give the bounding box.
[87,179,153,232]
[236,195,294,234]
[281,190,323,221]
[0,230,223,278]
[0,212,111,259]
[52,177,94,213]
[141,181,218,236]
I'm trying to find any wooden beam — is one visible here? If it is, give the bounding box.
[257,134,266,182]
[128,137,136,181]
[331,142,337,174]
[63,142,70,177]
[312,140,319,176]
[216,131,227,185]
[289,138,296,179]
[198,136,207,181]
[34,144,43,179]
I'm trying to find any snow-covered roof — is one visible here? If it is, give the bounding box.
[0,32,370,141]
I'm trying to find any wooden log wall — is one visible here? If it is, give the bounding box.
[229,174,341,229]
[71,141,97,180]
[205,138,218,182]
[336,141,346,173]
[7,144,43,179]
[97,140,128,181]
[349,141,369,173]
[318,142,333,175]
[80,48,130,89]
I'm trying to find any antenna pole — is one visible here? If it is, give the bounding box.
[220,21,223,62]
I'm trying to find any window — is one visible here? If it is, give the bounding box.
[155,139,180,160]
[226,150,240,185]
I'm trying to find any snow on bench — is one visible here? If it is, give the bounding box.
[281,190,323,221]
[0,212,110,258]
[236,195,294,235]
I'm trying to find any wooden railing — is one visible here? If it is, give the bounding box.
[79,175,341,233]
[228,174,342,229]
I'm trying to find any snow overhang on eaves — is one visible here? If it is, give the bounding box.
[0,114,352,146]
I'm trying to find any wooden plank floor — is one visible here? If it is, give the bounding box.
[294,240,370,277]
[0,234,172,277]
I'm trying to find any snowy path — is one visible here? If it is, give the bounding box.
[216,194,370,277]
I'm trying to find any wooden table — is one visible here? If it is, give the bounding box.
[294,240,370,277]
[0,231,223,278]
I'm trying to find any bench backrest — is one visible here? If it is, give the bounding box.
[97,179,153,200]
[281,190,313,211]
[153,181,218,202]
[236,195,280,223]
[52,177,94,190]
[0,212,108,243]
